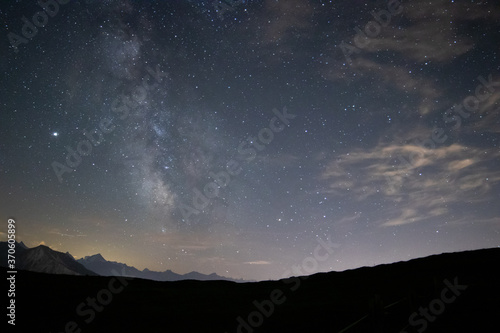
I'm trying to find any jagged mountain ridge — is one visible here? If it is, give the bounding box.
[0,241,95,276]
[77,252,240,282]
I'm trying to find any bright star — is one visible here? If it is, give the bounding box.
[52,132,58,137]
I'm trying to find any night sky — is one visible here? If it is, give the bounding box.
[1,0,499,281]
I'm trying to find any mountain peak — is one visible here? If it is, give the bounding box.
[33,244,51,252]
[5,243,97,276]
[83,253,106,262]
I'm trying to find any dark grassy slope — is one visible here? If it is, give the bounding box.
[7,248,500,333]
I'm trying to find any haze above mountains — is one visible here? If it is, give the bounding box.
[0,241,241,282]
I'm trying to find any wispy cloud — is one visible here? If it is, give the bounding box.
[244,260,272,265]
[172,245,211,251]
[260,0,313,45]
[49,229,87,238]
[243,0,314,65]
[320,142,500,227]
[468,91,500,134]
[345,58,442,115]
[357,0,499,63]
[365,20,473,63]
[324,0,500,116]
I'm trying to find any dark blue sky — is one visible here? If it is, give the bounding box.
[1,0,499,280]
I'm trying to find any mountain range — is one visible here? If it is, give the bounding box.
[76,252,239,281]
[0,241,241,281]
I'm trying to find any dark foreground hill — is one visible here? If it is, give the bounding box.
[6,248,500,332]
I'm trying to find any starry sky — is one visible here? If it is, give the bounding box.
[1,0,499,281]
